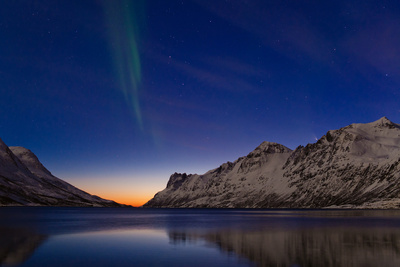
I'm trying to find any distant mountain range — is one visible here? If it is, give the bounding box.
[0,138,124,207]
[144,117,400,208]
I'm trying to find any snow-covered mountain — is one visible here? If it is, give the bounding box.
[0,138,124,207]
[144,117,400,208]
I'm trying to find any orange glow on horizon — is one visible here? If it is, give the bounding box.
[66,177,165,207]
[97,192,153,207]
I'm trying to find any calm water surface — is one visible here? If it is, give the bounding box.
[1,208,400,267]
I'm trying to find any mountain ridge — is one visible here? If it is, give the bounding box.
[144,117,400,208]
[0,138,126,207]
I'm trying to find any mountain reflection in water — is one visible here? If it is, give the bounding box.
[0,228,46,266]
[1,208,400,267]
[169,227,400,267]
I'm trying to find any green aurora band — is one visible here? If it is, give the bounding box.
[102,0,145,129]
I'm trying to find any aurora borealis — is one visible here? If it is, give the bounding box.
[102,0,145,129]
[1,0,400,206]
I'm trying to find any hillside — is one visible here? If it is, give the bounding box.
[0,139,125,207]
[144,117,400,208]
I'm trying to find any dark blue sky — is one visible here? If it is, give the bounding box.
[1,0,399,205]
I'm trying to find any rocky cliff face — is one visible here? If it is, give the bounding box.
[0,139,124,207]
[144,117,400,208]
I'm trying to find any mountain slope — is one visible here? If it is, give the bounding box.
[0,139,124,207]
[144,117,400,208]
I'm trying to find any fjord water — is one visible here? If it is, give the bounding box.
[1,208,400,267]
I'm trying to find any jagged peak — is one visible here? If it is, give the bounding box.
[166,172,192,189]
[254,141,292,153]
[0,140,31,174]
[375,116,391,123]
[0,137,8,150]
[368,116,399,129]
[245,141,292,159]
[316,116,399,145]
[213,161,234,174]
[10,146,53,176]
[9,146,34,157]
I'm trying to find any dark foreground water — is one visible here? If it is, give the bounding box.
[1,208,400,267]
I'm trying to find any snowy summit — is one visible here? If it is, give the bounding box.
[144,117,400,209]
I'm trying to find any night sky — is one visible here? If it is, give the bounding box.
[1,0,399,206]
